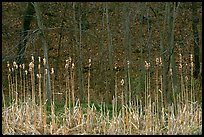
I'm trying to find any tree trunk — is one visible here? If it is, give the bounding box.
[16,2,35,65]
[123,3,132,105]
[33,2,52,104]
[73,3,85,102]
[105,3,114,103]
[191,2,200,79]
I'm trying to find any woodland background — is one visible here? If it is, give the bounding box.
[2,2,202,104]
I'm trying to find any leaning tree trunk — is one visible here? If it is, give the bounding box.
[33,2,52,104]
[16,2,35,65]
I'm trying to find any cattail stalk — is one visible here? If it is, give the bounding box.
[114,68,118,118]
[51,67,55,133]
[22,64,26,104]
[127,61,131,106]
[125,106,129,134]
[155,58,159,115]
[121,79,125,134]
[19,64,23,103]
[37,57,43,126]
[7,62,12,105]
[87,59,91,129]
[71,64,75,108]
[190,54,194,113]
[14,61,18,106]
[43,68,47,134]
[29,56,36,128]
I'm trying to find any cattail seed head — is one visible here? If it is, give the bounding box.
[185,76,188,81]
[38,64,40,70]
[29,62,34,71]
[43,58,46,66]
[170,68,172,75]
[190,54,194,68]
[15,64,18,69]
[65,64,68,69]
[159,57,162,66]
[121,79,124,86]
[145,61,150,69]
[65,63,68,69]
[31,55,34,62]
[45,69,47,75]
[25,70,28,75]
[37,74,41,78]
[179,63,182,70]
[191,62,194,68]
[13,61,16,68]
[22,64,25,70]
[38,57,41,63]
[51,68,54,74]
[69,57,72,63]
[127,60,130,68]
[190,54,193,62]
[7,61,10,68]
[72,63,75,69]
[66,59,69,64]
[156,58,159,65]
[89,59,91,67]
[65,59,69,69]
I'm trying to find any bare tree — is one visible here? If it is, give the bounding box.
[33,2,52,104]
[105,3,114,103]
[123,2,132,105]
[168,2,179,102]
[73,3,85,102]
[55,3,69,80]
[16,2,35,65]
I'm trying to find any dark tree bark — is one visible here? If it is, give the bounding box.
[55,3,68,80]
[73,3,85,102]
[16,2,35,64]
[33,2,52,104]
[105,3,115,103]
[191,2,200,79]
[123,3,132,105]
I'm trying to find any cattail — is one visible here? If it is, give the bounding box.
[71,62,75,108]
[13,61,18,106]
[13,61,16,68]
[127,60,131,106]
[64,59,70,129]
[51,67,55,132]
[121,79,125,134]
[87,58,92,130]
[7,61,12,105]
[43,58,46,66]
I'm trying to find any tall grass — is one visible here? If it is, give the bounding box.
[2,55,202,135]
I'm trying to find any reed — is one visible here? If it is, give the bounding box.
[2,55,202,135]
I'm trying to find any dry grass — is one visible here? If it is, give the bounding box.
[2,55,202,135]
